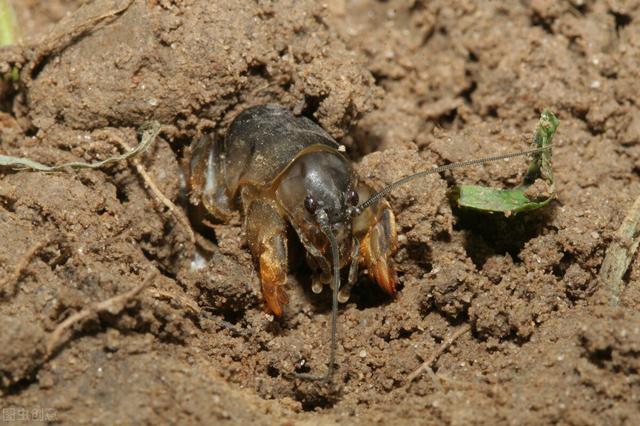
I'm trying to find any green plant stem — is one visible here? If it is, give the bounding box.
[0,0,17,46]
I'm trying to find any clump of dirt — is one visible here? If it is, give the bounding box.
[19,0,378,139]
[1,0,640,424]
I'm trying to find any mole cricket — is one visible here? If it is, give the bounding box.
[188,104,549,381]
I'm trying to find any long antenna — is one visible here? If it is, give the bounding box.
[357,145,551,212]
[295,214,341,382]
[295,144,551,383]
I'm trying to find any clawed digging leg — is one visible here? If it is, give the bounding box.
[360,204,398,295]
[244,197,289,316]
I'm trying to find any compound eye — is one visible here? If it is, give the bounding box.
[346,189,359,206]
[304,195,319,214]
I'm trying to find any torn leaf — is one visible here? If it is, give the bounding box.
[452,109,558,214]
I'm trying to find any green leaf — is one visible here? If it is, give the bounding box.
[453,109,558,214]
[454,186,554,214]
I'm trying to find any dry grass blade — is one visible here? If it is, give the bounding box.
[599,193,640,306]
[46,271,156,357]
[0,122,160,171]
[406,323,471,384]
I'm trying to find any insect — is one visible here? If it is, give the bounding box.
[189,104,548,381]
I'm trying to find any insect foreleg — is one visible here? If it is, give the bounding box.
[360,202,398,295]
[243,195,289,316]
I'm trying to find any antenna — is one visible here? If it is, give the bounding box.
[294,211,341,382]
[356,145,552,212]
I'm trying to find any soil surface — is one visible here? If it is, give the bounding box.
[1,0,640,424]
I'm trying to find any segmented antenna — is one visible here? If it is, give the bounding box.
[357,145,552,213]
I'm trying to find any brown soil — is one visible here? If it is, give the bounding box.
[1,0,640,424]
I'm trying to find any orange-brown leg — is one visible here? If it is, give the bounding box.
[244,198,289,316]
[359,204,398,295]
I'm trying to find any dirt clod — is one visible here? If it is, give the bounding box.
[2,0,640,423]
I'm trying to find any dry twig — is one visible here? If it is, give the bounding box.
[46,271,156,357]
[149,288,201,315]
[406,323,471,384]
[25,0,134,80]
[599,193,640,306]
[0,237,48,295]
[116,136,196,245]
